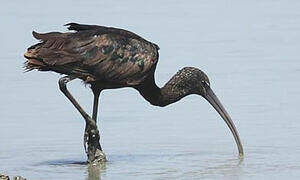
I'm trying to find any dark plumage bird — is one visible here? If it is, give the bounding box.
[24,23,243,163]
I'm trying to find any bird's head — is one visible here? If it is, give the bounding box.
[171,67,244,158]
[173,67,210,94]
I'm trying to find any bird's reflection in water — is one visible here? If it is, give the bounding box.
[86,162,107,180]
[183,157,244,178]
[84,156,243,179]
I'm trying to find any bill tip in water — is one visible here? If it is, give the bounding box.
[239,152,244,159]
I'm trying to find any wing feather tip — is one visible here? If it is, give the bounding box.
[64,22,80,30]
[32,31,45,40]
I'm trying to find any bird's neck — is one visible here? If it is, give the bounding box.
[136,76,190,107]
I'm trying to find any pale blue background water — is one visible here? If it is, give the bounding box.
[1,0,300,179]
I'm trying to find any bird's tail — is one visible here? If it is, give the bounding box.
[23,33,48,72]
[23,31,96,82]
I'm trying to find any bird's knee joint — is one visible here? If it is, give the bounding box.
[58,77,69,91]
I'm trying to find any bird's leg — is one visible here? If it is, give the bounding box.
[92,86,101,122]
[58,76,106,164]
[83,85,106,164]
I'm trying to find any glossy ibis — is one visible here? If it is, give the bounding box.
[24,23,243,163]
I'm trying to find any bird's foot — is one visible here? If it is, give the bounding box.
[90,149,107,165]
[84,125,107,164]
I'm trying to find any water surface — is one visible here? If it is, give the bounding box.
[1,0,300,179]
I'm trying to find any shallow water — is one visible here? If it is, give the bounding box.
[1,0,300,179]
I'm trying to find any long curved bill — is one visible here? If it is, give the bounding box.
[202,83,244,158]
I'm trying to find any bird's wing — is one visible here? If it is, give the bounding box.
[26,25,159,84]
[29,31,88,65]
[65,22,159,50]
